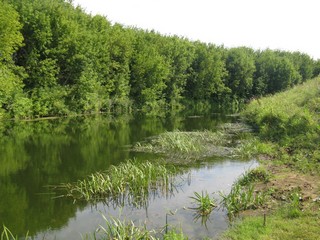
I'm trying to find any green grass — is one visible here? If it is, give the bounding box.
[134,130,226,154]
[222,77,320,239]
[221,208,320,240]
[220,182,267,218]
[59,160,177,207]
[237,167,270,186]
[83,214,188,240]
[133,123,253,163]
[190,191,217,216]
[1,226,29,240]
[242,77,320,174]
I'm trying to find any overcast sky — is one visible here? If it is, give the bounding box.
[73,0,320,60]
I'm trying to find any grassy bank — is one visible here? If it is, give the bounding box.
[222,77,320,239]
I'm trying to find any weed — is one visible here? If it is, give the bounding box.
[237,167,270,186]
[190,191,217,216]
[1,226,29,240]
[59,160,177,207]
[220,182,266,217]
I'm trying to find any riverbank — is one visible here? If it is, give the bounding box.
[221,77,320,239]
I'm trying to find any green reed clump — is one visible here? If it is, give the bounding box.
[60,160,177,206]
[220,182,266,217]
[133,130,232,163]
[237,167,271,186]
[91,215,155,240]
[190,191,217,216]
[1,226,29,240]
[134,130,227,154]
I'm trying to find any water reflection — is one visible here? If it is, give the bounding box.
[34,160,257,240]
[0,112,239,238]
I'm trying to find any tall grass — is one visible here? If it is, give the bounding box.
[190,191,217,216]
[242,77,320,173]
[1,226,29,240]
[84,214,187,240]
[220,181,267,218]
[134,130,226,154]
[243,77,319,145]
[60,160,177,207]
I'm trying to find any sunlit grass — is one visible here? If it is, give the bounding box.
[134,130,226,154]
[190,191,217,216]
[220,182,267,218]
[83,214,188,240]
[221,207,320,240]
[59,160,177,207]
[1,226,29,240]
[133,125,253,162]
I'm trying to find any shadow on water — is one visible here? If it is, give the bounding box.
[0,112,254,239]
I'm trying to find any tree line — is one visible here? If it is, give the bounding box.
[1,0,319,119]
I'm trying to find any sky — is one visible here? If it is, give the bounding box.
[72,0,320,60]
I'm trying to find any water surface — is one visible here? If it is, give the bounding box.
[0,113,255,239]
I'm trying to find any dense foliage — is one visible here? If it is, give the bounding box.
[242,77,320,173]
[1,0,319,119]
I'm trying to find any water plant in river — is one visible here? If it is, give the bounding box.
[190,191,217,216]
[59,160,177,207]
[84,214,187,240]
[220,182,266,218]
[1,226,29,240]
[133,130,233,162]
[237,167,270,186]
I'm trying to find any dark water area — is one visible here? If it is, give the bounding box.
[0,112,256,239]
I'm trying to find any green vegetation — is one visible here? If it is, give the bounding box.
[190,191,217,216]
[1,226,29,240]
[133,130,229,161]
[220,182,267,218]
[222,77,320,239]
[133,123,253,162]
[221,209,320,240]
[242,77,320,173]
[0,0,319,119]
[237,167,270,186]
[83,214,188,240]
[59,160,177,207]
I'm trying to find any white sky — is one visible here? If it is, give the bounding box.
[72,0,320,60]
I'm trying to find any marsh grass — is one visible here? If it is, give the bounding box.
[1,226,29,240]
[134,130,226,154]
[132,126,253,162]
[91,215,155,240]
[237,167,270,186]
[84,214,187,240]
[190,191,217,216]
[59,160,177,207]
[220,182,267,218]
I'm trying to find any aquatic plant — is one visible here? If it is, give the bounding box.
[92,215,155,240]
[133,130,235,163]
[220,182,266,217]
[59,160,177,207]
[83,214,188,240]
[190,191,217,216]
[237,167,270,186]
[1,226,29,240]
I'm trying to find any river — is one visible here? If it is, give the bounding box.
[0,112,256,239]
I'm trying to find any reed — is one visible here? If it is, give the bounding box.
[1,226,29,240]
[220,182,266,217]
[60,160,177,207]
[190,191,217,216]
[237,167,270,186]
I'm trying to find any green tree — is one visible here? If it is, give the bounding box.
[225,47,256,100]
[185,42,228,103]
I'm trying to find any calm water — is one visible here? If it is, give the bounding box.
[0,113,256,239]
